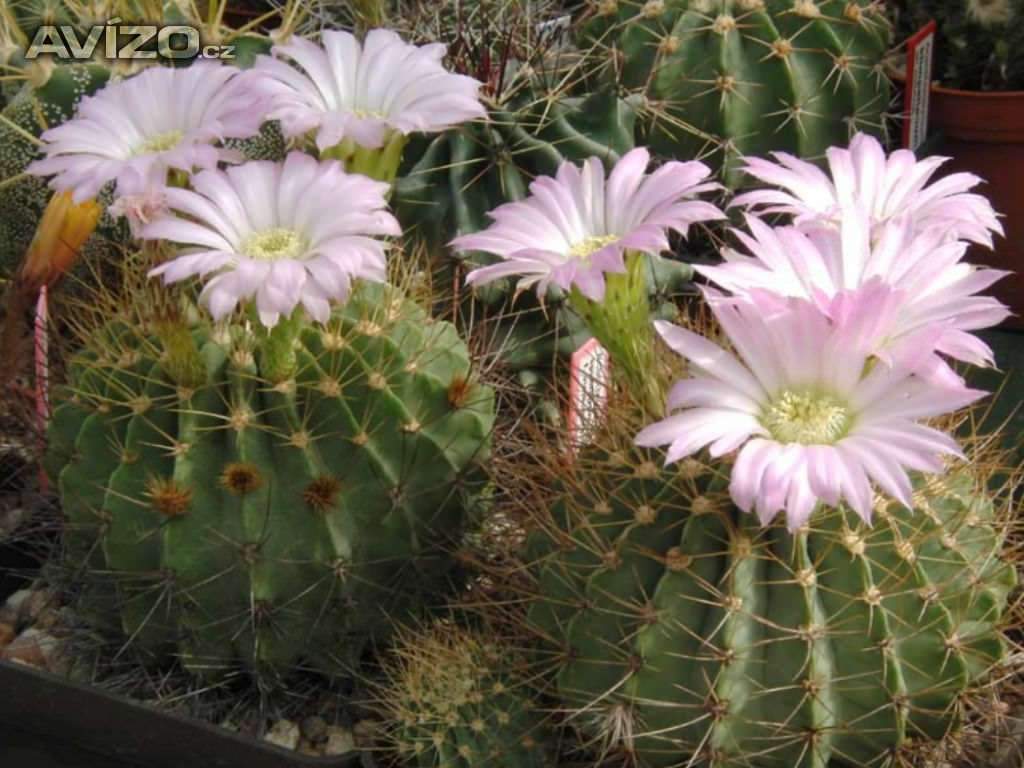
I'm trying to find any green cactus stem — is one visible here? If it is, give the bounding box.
[582,0,893,186]
[569,250,663,415]
[45,282,496,680]
[524,445,1016,767]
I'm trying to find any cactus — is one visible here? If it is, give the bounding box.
[222,119,287,163]
[899,0,1024,90]
[44,280,496,679]
[378,622,551,767]
[581,0,892,186]
[522,440,1016,767]
[4,0,75,37]
[0,62,112,282]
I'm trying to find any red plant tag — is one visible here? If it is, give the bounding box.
[567,337,611,454]
[34,285,50,492]
[903,21,937,151]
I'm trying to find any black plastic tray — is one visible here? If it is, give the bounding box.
[0,537,358,768]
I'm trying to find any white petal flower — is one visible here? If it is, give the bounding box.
[732,133,1004,248]
[252,29,486,151]
[145,152,400,327]
[28,62,265,203]
[454,148,724,301]
[636,288,986,531]
[696,212,1011,384]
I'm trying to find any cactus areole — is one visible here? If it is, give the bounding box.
[44,283,495,679]
[584,0,892,186]
[526,451,1015,767]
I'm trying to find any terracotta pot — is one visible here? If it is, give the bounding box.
[929,86,1024,328]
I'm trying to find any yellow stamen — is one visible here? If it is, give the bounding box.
[569,234,619,260]
[762,389,851,445]
[242,228,307,261]
[134,129,184,156]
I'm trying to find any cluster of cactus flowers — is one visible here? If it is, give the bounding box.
[5,8,1019,768]
[459,108,1016,763]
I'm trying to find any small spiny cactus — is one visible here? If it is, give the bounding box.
[899,0,1024,90]
[377,621,551,767]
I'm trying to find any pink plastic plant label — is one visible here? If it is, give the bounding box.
[904,21,937,151]
[567,337,610,453]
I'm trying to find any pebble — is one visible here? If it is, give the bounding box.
[264,719,301,751]
[2,628,58,668]
[297,739,323,757]
[326,725,357,756]
[21,588,57,625]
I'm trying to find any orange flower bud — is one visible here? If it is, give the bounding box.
[20,190,101,288]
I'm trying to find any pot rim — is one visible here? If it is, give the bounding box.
[886,69,1024,98]
[930,84,1024,99]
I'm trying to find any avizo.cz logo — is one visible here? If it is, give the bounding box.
[24,19,236,60]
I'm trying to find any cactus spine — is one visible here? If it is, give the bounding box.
[582,0,892,185]
[379,622,550,767]
[523,442,1016,767]
[45,281,496,679]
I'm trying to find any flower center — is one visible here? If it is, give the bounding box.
[761,389,851,445]
[135,129,184,156]
[569,234,619,260]
[242,228,307,261]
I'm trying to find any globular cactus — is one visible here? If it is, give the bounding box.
[0,62,112,281]
[378,621,551,768]
[523,440,1016,767]
[581,0,892,185]
[43,280,496,679]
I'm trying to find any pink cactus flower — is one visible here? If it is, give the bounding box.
[145,152,399,327]
[252,29,486,151]
[28,62,264,203]
[732,133,1003,248]
[697,212,1011,384]
[453,148,724,301]
[635,288,985,531]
